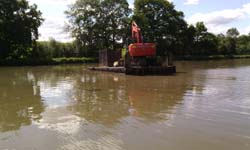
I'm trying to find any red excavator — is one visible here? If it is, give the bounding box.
[126,21,156,67]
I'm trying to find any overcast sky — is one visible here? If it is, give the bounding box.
[27,0,250,42]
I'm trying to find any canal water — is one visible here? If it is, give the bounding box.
[0,59,250,150]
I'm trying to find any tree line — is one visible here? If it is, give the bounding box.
[1,0,250,64]
[0,0,43,61]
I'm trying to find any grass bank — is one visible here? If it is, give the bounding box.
[0,57,98,66]
[52,57,97,64]
[176,55,250,61]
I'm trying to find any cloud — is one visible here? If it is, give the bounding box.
[27,0,176,42]
[28,0,76,5]
[187,3,250,34]
[38,17,72,42]
[128,0,134,9]
[27,0,75,42]
[242,3,250,15]
[129,0,173,9]
[184,0,199,5]
[241,26,250,35]
[188,9,245,26]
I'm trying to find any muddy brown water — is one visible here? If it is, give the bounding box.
[0,59,250,150]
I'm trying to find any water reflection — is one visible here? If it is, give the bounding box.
[0,64,193,134]
[0,68,44,132]
[27,66,190,150]
[1,59,250,150]
[31,66,188,127]
[1,64,190,134]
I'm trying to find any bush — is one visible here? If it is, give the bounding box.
[52,57,97,64]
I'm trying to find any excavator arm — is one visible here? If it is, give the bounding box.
[128,21,156,57]
[131,21,143,43]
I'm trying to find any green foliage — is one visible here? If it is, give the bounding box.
[192,22,218,55]
[2,0,250,65]
[236,35,250,54]
[217,28,243,55]
[0,0,43,59]
[177,55,250,61]
[65,0,131,55]
[36,38,81,58]
[133,0,187,55]
[42,0,250,60]
[52,57,97,64]
[227,28,240,38]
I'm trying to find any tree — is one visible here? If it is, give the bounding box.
[65,0,100,57]
[177,24,196,55]
[66,0,131,56]
[225,28,240,54]
[226,28,240,38]
[217,33,228,54]
[186,22,218,55]
[48,38,62,57]
[0,0,43,59]
[133,0,187,55]
[236,35,250,54]
[99,0,131,50]
[198,32,218,55]
[194,22,207,43]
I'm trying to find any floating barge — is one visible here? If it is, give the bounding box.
[88,66,176,75]
[89,49,176,76]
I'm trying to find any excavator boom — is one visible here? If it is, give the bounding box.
[131,21,143,43]
[129,21,156,57]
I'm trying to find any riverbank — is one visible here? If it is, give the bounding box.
[0,57,98,66]
[176,55,250,61]
[1,55,250,66]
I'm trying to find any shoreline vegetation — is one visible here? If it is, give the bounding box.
[1,55,250,66]
[0,57,97,66]
[176,54,250,61]
[1,0,250,67]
